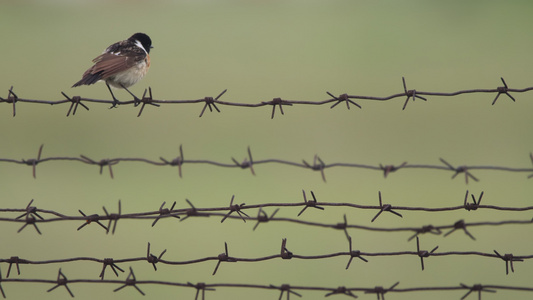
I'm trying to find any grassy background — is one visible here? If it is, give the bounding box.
[1,0,533,299]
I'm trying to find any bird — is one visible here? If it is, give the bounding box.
[72,32,153,107]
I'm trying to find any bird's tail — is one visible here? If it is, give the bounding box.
[72,72,102,87]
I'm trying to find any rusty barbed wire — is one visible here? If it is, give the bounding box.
[1,190,532,238]
[1,236,532,280]
[1,77,531,117]
[2,271,533,300]
[2,145,533,182]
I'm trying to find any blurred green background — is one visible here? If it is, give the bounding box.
[1,0,533,299]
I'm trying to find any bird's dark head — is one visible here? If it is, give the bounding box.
[129,33,153,53]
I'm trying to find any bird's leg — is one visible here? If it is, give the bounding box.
[106,82,121,109]
[120,83,141,106]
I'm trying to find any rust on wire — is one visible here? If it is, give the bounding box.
[77,210,108,231]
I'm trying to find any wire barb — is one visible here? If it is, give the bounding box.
[253,207,279,231]
[297,190,324,217]
[263,97,293,119]
[80,155,118,178]
[379,162,407,178]
[324,286,358,298]
[364,282,399,300]
[346,236,368,269]
[333,214,351,240]
[6,256,23,278]
[444,219,476,240]
[187,282,215,300]
[212,242,236,275]
[152,201,180,227]
[147,242,167,271]
[160,144,185,178]
[47,268,74,297]
[302,155,327,182]
[401,77,427,110]
[199,90,226,117]
[231,146,256,175]
[280,238,293,259]
[0,86,18,116]
[407,225,441,241]
[492,77,516,105]
[180,198,209,222]
[464,190,484,211]
[136,87,160,117]
[415,237,438,271]
[371,191,403,222]
[493,250,523,275]
[460,283,496,300]
[113,267,145,295]
[270,284,302,300]
[221,195,249,223]
[327,92,361,110]
[21,144,44,178]
[99,258,124,279]
[440,158,479,184]
[77,209,108,231]
[61,91,89,116]
[15,199,43,234]
[102,199,121,234]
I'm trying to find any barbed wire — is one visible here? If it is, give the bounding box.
[1,145,532,182]
[1,190,532,239]
[1,270,533,300]
[1,234,531,279]
[1,77,531,117]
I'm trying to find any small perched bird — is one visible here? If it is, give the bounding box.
[72,33,153,107]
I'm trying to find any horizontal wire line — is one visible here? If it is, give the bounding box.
[0,77,530,116]
[1,145,532,182]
